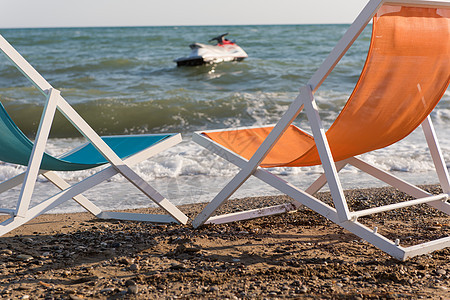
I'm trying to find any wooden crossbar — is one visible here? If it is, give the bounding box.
[206,203,298,225]
[351,194,449,219]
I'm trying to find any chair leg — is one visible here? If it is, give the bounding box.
[192,168,253,228]
[16,89,60,218]
[422,116,450,193]
[302,87,351,222]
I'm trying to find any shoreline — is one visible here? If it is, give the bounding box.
[0,184,448,299]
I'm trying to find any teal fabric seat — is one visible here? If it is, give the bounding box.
[0,102,173,171]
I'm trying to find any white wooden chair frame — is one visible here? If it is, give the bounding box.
[0,34,189,235]
[192,0,450,260]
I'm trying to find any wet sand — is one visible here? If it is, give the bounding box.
[0,185,448,299]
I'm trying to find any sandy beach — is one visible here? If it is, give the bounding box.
[0,184,448,299]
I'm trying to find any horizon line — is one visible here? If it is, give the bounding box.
[0,23,353,31]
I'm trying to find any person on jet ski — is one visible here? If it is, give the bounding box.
[210,33,234,46]
[219,38,234,46]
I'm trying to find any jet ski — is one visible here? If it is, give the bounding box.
[174,33,248,67]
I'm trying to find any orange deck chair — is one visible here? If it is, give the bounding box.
[192,0,450,260]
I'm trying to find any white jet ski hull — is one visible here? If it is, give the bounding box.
[175,42,248,67]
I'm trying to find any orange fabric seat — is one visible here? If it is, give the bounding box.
[204,5,450,168]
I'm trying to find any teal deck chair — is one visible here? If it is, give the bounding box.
[0,34,188,236]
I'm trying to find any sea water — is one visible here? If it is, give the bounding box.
[0,25,449,213]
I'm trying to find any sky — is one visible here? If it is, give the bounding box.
[0,0,370,29]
